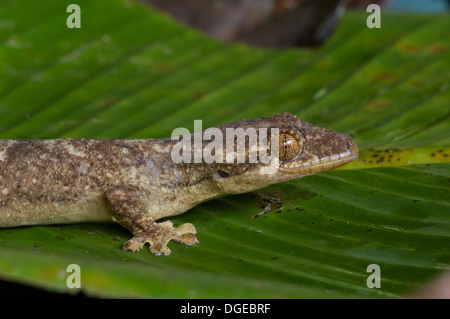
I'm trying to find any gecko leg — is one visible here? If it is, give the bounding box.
[104,186,198,255]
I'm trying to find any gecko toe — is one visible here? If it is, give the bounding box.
[174,232,199,245]
[122,237,145,252]
[149,242,171,255]
[172,222,199,245]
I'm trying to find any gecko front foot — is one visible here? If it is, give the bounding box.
[122,221,199,255]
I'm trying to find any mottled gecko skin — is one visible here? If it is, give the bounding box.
[0,113,358,255]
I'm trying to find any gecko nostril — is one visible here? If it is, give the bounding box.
[346,141,352,150]
[343,135,354,151]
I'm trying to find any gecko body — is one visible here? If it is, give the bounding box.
[0,113,358,254]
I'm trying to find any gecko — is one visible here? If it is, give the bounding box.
[0,113,358,255]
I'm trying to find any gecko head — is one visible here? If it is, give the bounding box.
[210,113,359,194]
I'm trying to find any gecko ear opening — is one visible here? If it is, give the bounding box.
[216,170,229,178]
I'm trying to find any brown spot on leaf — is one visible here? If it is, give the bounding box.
[155,63,174,71]
[397,41,419,54]
[427,43,447,54]
[367,100,391,110]
[373,72,397,83]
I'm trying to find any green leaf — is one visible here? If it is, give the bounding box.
[0,0,448,298]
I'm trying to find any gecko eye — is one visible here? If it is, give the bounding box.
[279,133,301,162]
